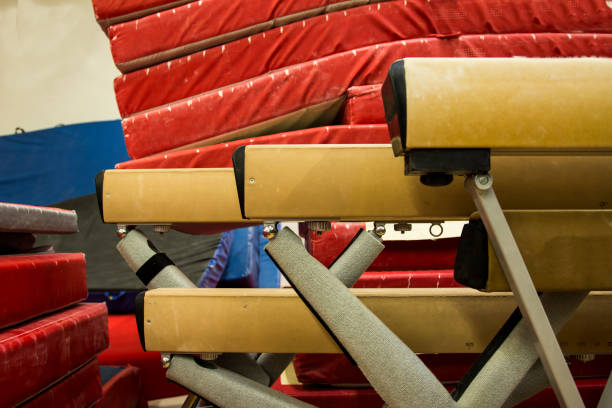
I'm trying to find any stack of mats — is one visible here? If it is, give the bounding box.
[91,0,612,404]
[0,202,145,407]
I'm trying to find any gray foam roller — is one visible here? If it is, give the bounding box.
[257,229,384,384]
[502,361,548,408]
[458,291,588,408]
[118,229,270,385]
[116,229,195,289]
[167,355,314,408]
[266,227,457,408]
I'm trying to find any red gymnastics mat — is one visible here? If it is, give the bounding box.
[0,303,108,407]
[93,0,192,30]
[117,124,390,169]
[21,359,103,408]
[121,33,612,159]
[114,0,612,116]
[305,222,459,271]
[339,85,385,125]
[0,253,87,329]
[109,0,382,72]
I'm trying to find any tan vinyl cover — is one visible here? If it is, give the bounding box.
[483,210,612,292]
[242,145,612,220]
[142,288,612,354]
[101,168,249,224]
[399,57,612,151]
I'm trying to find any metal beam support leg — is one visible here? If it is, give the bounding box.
[465,174,584,408]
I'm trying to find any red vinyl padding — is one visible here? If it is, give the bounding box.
[114,0,612,115]
[22,359,103,408]
[92,0,191,22]
[98,314,187,401]
[121,33,612,159]
[94,365,147,408]
[109,0,378,71]
[0,303,109,407]
[0,253,88,329]
[339,85,385,125]
[306,222,459,271]
[117,125,389,169]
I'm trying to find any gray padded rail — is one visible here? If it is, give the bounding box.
[266,227,457,408]
[0,202,78,234]
[117,229,271,386]
[257,228,384,383]
[456,291,588,407]
[166,355,315,408]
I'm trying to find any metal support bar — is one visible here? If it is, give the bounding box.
[465,174,584,408]
[181,393,201,408]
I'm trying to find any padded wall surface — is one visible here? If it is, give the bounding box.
[22,359,103,408]
[110,0,378,72]
[0,202,78,234]
[121,33,612,158]
[0,253,88,329]
[0,303,109,407]
[339,85,385,125]
[306,222,458,270]
[116,125,390,169]
[115,0,612,116]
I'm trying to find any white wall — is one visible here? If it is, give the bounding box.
[0,0,120,135]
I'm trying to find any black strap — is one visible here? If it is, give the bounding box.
[136,252,174,285]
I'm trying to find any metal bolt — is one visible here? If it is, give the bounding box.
[573,353,595,363]
[262,223,278,239]
[307,221,331,233]
[200,352,221,361]
[374,223,386,237]
[154,224,171,233]
[474,174,493,190]
[116,224,127,238]
[161,354,172,368]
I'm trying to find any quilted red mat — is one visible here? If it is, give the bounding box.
[0,202,78,234]
[339,85,385,125]
[0,303,109,407]
[21,359,103,408]
[115,0,612,117]
[93,0,192,28]
[116,124,389,169]
[121,33,612,159]
[306,222,459,270]
[109,0,381,72]
[0,253,88,329]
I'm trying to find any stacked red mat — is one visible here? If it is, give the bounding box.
[90,0,612,405]
[0,202,145,407]
[91,0,612,160]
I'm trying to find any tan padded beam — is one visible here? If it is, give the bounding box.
[142,288,612,354]
[480,211,612,292]
[101,168,252,224]
[241,145,612,220]
[397,58,612,151]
